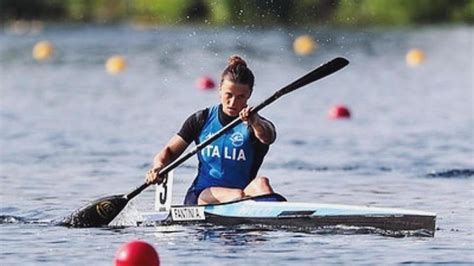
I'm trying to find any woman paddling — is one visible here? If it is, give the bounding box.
[146,55,277,205]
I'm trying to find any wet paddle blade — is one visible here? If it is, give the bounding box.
[61,195,128,227]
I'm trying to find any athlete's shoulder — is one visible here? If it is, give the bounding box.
[194,107,210,121]
[178,107,210,144]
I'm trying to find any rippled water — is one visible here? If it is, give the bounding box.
[1,24,473,265]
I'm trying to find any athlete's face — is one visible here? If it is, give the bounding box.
[219,79,251,117]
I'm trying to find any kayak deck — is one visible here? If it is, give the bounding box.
[139,193,436,236]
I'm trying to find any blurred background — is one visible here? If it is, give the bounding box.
[1,0,473,26]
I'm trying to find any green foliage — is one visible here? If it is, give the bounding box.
[291,0,338,25]
[130,0,198,24]
[1,0,473,25]
[450,0,474,22]
[206,0,232,24]
[0,0,65,21]
[334,0,474,25]
[64,0,127,22]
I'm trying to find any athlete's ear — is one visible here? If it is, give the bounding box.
[218,86,224,102]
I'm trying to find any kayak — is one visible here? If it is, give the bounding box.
[139,193,436,236]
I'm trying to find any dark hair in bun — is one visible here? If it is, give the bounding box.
[220,55,255,90]
[228,55,247,68]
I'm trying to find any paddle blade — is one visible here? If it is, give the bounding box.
[61,195,128,228]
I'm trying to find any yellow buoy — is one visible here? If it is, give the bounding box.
[406,48,426,67]
[293,35,316,56]
[32,41,54,61]
[105,55,127,75]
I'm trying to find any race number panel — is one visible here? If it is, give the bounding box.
[155,171,174,212]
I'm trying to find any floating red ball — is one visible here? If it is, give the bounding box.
[115,240,160,266]
[195,76,215,90]
[328,105,351,119]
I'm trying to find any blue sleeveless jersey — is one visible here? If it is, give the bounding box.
[193,105,255,191]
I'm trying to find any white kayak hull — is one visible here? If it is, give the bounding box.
[139,194,436,236]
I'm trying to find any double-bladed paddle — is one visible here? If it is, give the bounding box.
[62,57,349,227]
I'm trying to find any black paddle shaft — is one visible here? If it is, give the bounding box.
[125,57,349,200]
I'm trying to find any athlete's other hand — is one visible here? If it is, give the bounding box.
[145,166,165,185]
[239,106,257,125]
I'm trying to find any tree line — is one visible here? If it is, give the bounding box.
[1,0,473,25]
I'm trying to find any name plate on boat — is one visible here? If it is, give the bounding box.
[171,207,205,221]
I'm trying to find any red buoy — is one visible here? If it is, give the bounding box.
[115,240,160,266]
[195,76,215,90]
[328,105,351,119]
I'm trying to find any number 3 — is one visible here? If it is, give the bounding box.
[159,177,168,204]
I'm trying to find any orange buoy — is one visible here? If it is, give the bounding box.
[32,41,54,61]
[195,76,215,90]
[328,105,351,119]
[406,48,426,67]
[115,240,160,266]
[293,35,316,56]
[106,55,127,75]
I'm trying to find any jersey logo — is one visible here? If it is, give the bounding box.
[230,132,244,147]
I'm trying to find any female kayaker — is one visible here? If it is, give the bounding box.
[145,55,277,205]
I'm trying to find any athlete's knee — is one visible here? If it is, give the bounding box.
[202,188,244,203]
[252,176,274,194]
[198,188,215,204]
[253,176,270,188]
[228,189,245,200]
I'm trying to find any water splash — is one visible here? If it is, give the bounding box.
[108,200,143,227]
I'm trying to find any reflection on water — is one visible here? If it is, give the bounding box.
[195,225,270,245]
[179,224,435,240]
